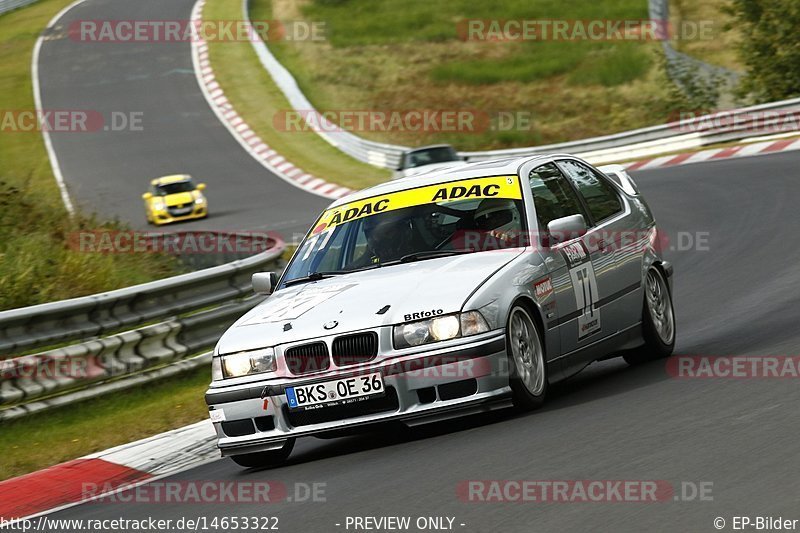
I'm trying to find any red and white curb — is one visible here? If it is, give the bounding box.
[0,420,218,521]
[621,135,800,172]
[189,0,351,200]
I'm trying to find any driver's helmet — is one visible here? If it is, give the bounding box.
[362,212,414,262]
[474,198,519,235]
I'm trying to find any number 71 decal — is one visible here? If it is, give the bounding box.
[562,242,601,340]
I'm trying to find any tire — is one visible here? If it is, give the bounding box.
[229,439,295,469]
[506,305,548,411]
[624,266,675,365]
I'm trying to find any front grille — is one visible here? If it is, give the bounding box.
[284,386,399,427]
[167,204,193,216]
[332,332,378,366]
[284,342,330,375]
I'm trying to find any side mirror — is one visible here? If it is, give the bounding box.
[547,214,587,246]
[142,192,153,200]
[196,183,207,191]
[252,272,279,295]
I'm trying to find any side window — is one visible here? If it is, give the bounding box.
[528,163,587,231]
[558,160,623,223]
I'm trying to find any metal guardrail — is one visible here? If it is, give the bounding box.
[0,233,284,354]
[242,0,408,170]
[243,0,800,170]
[0,0,38,16]
[0,235,285,421]
[461,97,800,164]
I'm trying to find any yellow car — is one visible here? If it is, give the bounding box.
[142,174,208,225]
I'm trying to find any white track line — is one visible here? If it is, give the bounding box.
[31,0,90,216]
[189,0,346,200]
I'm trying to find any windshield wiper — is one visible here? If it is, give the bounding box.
[283,271,344,287]
[396,248,476,264]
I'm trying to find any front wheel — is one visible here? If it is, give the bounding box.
[229,438,295,469]
[624,266,675,365]
[506,305,548,411]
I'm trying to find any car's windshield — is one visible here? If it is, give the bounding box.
[282,175,527,285]
[403,147,459,169]
[155,181,194,195]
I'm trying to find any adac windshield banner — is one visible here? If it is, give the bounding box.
[311,175,522,234]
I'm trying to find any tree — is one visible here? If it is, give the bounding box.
[726,0,800,102]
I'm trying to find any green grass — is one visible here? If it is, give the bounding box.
[0,364,211,481]
[203,0,389,190]
[303,0,648,47]
[567,44,653,87]
[251,0,689,152]
[430,43,588,84]
[670,0,742,71]
[0,0,183,311]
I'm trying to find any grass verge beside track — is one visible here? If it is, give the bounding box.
[203,0,389,190]
[253,0,680,151]
[0,364,210,481]
[0,0,183,311]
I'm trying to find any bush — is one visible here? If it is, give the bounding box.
[0,178,182,311]
[726,0,800,102]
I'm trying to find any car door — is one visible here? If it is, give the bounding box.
[556,159,640,335]
[527,162,611,367]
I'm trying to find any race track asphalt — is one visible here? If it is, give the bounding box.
[38,0,329,239]
[36,0,800,531]
[43,150,800,531]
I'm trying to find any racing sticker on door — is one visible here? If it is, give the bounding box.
[561,241,601,340]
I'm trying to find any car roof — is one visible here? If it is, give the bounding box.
[404,144,455,153]
[151,174,192,186]
[327,154,562,209]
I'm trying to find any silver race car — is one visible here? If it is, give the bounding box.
[205,154,675,467]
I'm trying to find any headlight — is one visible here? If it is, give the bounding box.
[431,315,460,341]
[217,347,276,379]
[393,311,490,349]
[211,357,223,381]
[194,195,205,205]
[460,311,490,336]
[152,200,165,211]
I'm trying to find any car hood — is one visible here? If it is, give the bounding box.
[398,161,468,179]
[164,192,195,206]
[217,250,522,353]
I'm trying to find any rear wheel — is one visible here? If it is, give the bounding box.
[624,267,675,365]
[229,439,294,469]
[506,305,548,411]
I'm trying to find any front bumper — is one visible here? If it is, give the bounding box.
[205,332,510,456]
[152,206,207,225]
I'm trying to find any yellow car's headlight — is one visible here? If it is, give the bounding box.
[151,199,166,211]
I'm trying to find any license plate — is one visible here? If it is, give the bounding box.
[172,207,192,215]
[285,372,384,410]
